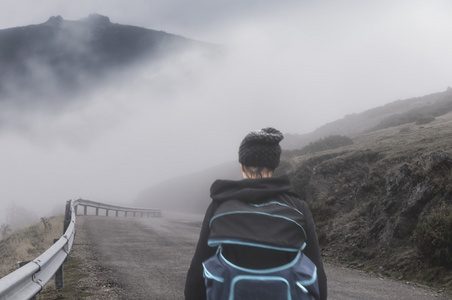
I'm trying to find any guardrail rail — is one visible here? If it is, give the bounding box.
[75,199,162,218]
[0,199,161,300]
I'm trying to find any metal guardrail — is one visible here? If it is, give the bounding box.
[75,199,162,217]
[0,199,161,300]
[0,200,76,300]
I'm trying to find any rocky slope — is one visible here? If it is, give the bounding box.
[284,110,452,288]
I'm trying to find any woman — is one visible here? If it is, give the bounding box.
[184,127,327,300]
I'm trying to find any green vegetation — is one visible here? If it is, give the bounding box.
[415,115,435,125]
[308,201,334,245]
[308,201,335,224]
[283,135,353,157]
[372,96,452,131]
[414,203,452,268]
[281,110,452,294]
[274,159,293,177]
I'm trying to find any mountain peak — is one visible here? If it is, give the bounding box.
[44,14,111,27]
[0,15,213,102]
[45,15,64,26]
[82,14,111,26]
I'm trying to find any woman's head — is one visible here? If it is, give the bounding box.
[238,127,284,178]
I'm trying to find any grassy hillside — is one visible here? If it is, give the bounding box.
[0,216,99,299]
[0,216,63,277]
[284,111,452,291]
[282,87,452,150]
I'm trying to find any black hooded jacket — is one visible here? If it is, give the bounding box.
[184,175,327,300]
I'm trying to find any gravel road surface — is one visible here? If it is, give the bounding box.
[74,213,451,300]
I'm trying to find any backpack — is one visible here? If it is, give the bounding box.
[203,199,320,300]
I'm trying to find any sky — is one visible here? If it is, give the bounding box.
[1,0,452,225]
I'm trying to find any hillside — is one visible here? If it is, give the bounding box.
[283,110,452,289]
[282,87,452,150]
[135,161,242,213]
[0,14,215,103]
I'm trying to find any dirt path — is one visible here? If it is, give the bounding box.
[74,213,451,300]
[325,263,448,299]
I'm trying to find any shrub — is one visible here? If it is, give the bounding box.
[0,223,12,238]
[372,98,452,131]
[309,201,334,224]
[303,135,353,154]
[41,217,52,231]
[414,204,452,268]
[308,201,334,246]
[274,160,292,177]
[415,115,435,125]
[284,135,353,157]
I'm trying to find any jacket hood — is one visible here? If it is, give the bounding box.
[210,174,292,203]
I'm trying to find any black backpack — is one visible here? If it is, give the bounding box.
[203,199,320,300]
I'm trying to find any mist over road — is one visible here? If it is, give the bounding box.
[74,214,449,300]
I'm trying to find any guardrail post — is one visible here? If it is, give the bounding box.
[116,210,119,217]
[106,209,109,217]
[54,239,64,289]
[96,207,99,216]
[133,212,136,217]
[125,211,128,217]
[64,200,71,233]
[84,205,87,215]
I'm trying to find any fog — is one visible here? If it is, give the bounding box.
[1,0,452,226]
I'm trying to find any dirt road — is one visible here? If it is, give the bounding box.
[75,213,450,300]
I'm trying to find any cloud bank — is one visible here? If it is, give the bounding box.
[1,0,452,223]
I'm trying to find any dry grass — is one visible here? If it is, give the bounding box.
[0,216,64,278]
[0,215,111,299]
[37,254,94,300]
